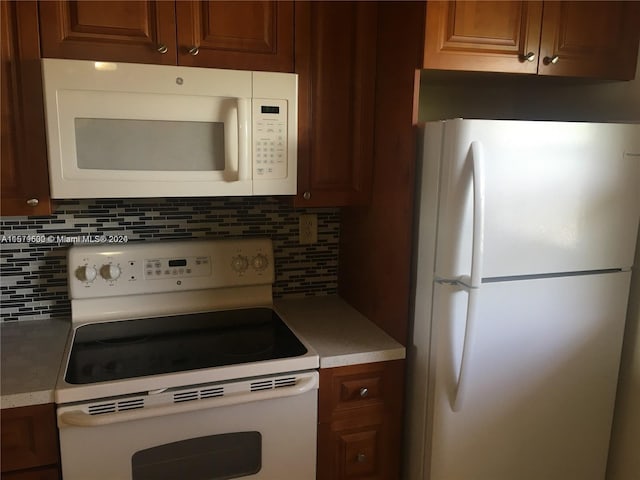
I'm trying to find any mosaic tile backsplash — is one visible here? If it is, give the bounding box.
[0,197,339,322]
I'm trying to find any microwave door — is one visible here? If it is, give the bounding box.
[42,60,255,198]
[51,93,252,198]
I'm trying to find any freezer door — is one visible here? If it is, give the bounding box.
[432,120,640,280]
[427,272,630,480]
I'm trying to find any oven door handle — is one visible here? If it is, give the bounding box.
[58,372,318,428]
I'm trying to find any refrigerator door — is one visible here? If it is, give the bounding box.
[427,271,631,480]
[433,120,640,281]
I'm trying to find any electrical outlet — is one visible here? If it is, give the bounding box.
[299,214,318,245]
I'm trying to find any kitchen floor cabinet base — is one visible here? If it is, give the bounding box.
[317,360,404,480]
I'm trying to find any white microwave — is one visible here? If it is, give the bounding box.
[41,59,297,198]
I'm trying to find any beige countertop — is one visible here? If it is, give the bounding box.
[1,296,404,409]
[1,318,70,409]
[275,295,405,368]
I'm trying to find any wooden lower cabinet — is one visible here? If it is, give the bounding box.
[317,360,404,480]
[0,404,60,479]
[1,467,59,480]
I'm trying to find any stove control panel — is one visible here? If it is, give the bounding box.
[143,255,211,279]
[68,238,275,299]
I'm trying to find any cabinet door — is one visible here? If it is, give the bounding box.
[175,1,293,71]
[0,404,59,473]
[423,0,543,73]
[38,0,178,64]
[295,1,377,206]
[318,420,389,480]
[538,1,640,80]
[1,0,52,216]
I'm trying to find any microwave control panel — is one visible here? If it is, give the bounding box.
[253,99,287,179]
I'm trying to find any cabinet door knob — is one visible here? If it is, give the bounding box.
[156,44,168,54]
[523,51,536,62]
[188,46,200,56]
[357,453,367,463]
[359,387,369,398]
[303,191,311,200]
[26,198,39,207]
[544,55,560,65]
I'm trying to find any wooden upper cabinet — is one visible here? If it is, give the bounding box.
[175,1,293,71]
[424,0,640,80]
[424,0,543,74]
[295,1,377,207]
[538,1,640,80]
[38,0,294,72]
[38,0,178,64]
[1,0,52,216]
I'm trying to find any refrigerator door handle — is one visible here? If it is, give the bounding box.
[451,285,480,412]
[458,141,486,289]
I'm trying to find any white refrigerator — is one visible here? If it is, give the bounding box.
[406,119,640,480]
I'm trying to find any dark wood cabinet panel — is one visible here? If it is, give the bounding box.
[317,361,404,480]
[424,0,543,74]
[1,467,60,480]
[423,0,640,80]
[294,1,377,207]
[1,0,52,216]
[538,1,640,80]
[38,0,178,64]
[0,404,59,475]
[38,0,293,71]
[318,421,388,480]
[175,1,293,71]
[339,2,424,346]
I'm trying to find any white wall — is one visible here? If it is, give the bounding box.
[418,50,640,480]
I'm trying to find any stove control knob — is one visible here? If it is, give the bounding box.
[231,255,249,273]
[76,265,98,283]
[100,264,121,281]
[252,254,269,271]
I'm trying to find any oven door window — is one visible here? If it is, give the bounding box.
[131,432,261,480]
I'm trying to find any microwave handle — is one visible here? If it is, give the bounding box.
[237,98,251,181]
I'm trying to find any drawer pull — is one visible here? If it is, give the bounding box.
[357,453,367,463]
[359,387,369,398]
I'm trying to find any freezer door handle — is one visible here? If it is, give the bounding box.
[451,286,480,412]
[459,141,486,289]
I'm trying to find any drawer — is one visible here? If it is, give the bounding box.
[318,360,403,422]
[1,404,59,473]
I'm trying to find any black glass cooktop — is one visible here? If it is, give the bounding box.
[66,308,307,385]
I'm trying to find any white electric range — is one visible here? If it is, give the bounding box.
[55,238,319,480]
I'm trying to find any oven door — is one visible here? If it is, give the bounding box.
[57,371,318,480]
